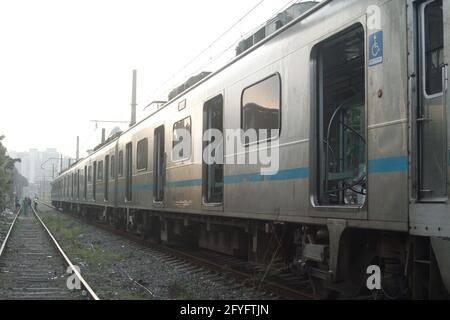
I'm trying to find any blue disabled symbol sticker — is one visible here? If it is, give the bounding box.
[369,31,383,67]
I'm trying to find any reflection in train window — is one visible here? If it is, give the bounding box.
[241,74,281,143]
[137,138,148,170]
[424,0,443,95]
[203,95,224,204]
[93,161,97,200]
[71,174,74,198]
[118,151,124,177]
[104,155,110,201]
[125,142,132,201]
[172,117,191,161]
[110,155,115,178]
[315,24,366,206]
[77,170,80,199]
[88,165,92,182]
[154,125,165,202]
[98,160,104,180]
[84,166,87,199]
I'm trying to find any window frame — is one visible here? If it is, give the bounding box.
[93,161,97,200]
[111,155,115,178]
[421,0,444,99]
[178,99,187,111]
[125,142,133,202]
[309,22,368,211]
[118,150,124,177]
[240,72,282,146]
[172,116,192,162]
[88,165,92,183]
[84,165,88,200]
[202,94,224,205]
[136,138,149,171]
[77,169,80,199]
[153,125,165,203]
[97,160,104,181]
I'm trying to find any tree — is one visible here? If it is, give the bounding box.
[0,135,24,211]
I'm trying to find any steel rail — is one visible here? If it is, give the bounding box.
[38,201,313,300]
[31,204,100,300]
[0,206,21,257]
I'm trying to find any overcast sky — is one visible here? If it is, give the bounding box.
[0,0,304,158]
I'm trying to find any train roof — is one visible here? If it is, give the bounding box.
[55,0,331,180]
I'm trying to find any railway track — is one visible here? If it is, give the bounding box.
[38,201,315,300]
[0,205,99,300]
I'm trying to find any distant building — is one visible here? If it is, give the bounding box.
[8,148,68,200]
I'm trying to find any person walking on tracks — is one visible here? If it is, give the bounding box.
[15,196,20,212]
[21,197,29,216]
[33,196,38,211]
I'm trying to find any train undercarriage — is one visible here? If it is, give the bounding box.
[53,201,449,300]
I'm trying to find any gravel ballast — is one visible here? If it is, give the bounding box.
[36,205,271,300]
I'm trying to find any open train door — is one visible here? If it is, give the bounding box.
[417,0,448,202]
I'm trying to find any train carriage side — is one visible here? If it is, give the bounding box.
[49,0,450,298]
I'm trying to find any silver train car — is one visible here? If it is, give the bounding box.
[51,0,450,298]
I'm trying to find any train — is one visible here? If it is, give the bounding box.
[51,0,450,299]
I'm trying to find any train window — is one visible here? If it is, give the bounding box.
[98,161,104,180]
[104,155,109,201]
[84,166,87,200]
[71,173,74,198]
[77,170,80,199]
[93,161,97,200]
[125,143,132,201]
[118,151,124,176]
[172,117,191,162]
[137,138,148,170]
[423,0,444,95]
[110,155,115,178]
[241,74,281,143]
[315,24,366,206]
[153,125,165,202]
[203,94,224,204]
[88,165,92,183]
[419,0,446,201]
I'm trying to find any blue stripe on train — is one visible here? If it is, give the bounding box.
[368,156,408,174]
[115,156,408,193]
[224,167,309,184]
[117,167,310,193]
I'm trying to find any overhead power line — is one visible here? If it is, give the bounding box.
[148,0,267,98]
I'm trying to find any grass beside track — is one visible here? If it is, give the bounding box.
[40,212,148,300]
[42,214,123,270]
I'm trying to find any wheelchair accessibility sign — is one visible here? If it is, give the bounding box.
[369,31,383,67]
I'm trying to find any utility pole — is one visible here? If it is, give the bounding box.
[60,154,63,172]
